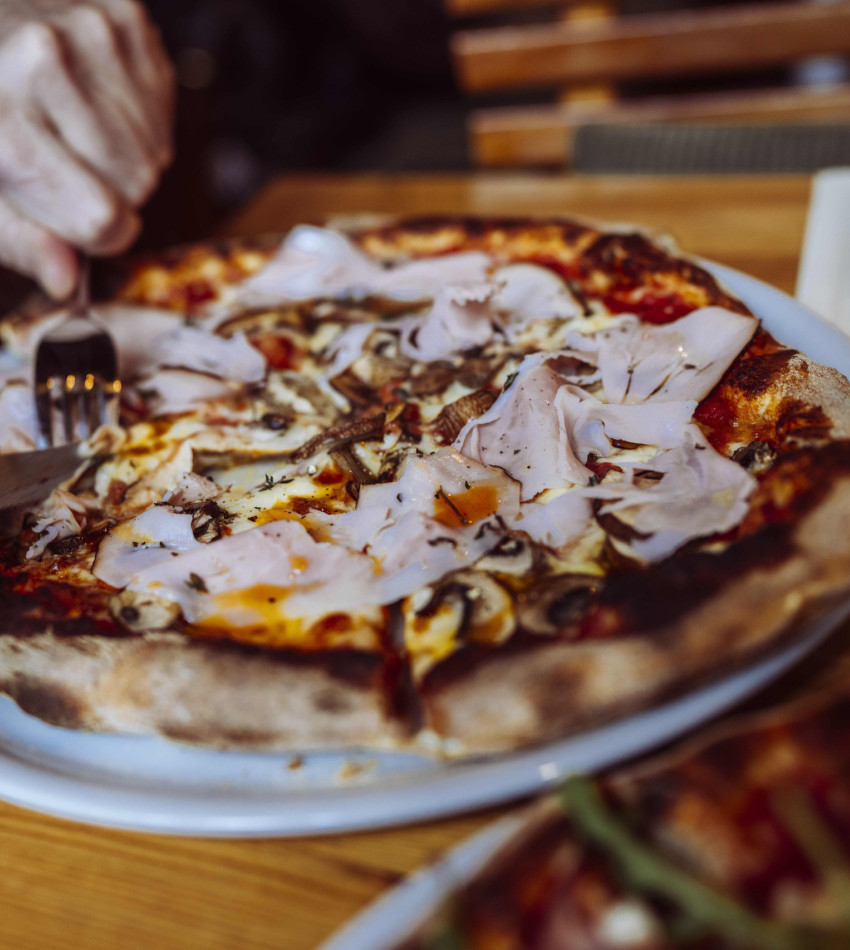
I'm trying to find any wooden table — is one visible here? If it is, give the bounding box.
[0,174,829,950]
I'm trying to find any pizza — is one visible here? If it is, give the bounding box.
[1,215,850,757]
[387,669,850,950]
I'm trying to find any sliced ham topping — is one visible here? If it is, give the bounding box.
[517,490,595,549]
[324,323,377,377]
[310,449,520,603]
[152,327,266,383]
[564,388,697,458]
[491,263,580,339]
[569,307,755,404]
[136,368,246,416]
[92,304,185,378]
[236,226,379,306]
[94,512,379,625]
[585,425,756,560]
[398,284,499,362]
[236,225,491,306]
[454,361,591,500]
[375,251,491,300]
[92,506,202,588]
[27,490,91,558]
[161,472,220,508]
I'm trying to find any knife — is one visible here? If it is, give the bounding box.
[0,443,84,513]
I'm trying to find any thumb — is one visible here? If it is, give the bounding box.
[0,196,78,299]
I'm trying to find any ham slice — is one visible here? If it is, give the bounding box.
[151,327,265,383]
[569,307,755,405]
[311,449,520,603]
[94,511,380,625]
[491,264,580,340]
[27,490,91,559]
[453,362,591,500]
[136,368,245,416]
[565,388,697,458]
[92,506,202,587]
[584,425,756,560]
[517,491,595,549]
[237,225,491,307]
[398,284,499,361]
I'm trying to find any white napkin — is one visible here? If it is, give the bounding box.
[796,167,850,336]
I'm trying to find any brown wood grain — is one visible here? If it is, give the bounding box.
[453,0,850,91]
[0,174,821,950]
[469,84,850,167]
[224,173,810,293]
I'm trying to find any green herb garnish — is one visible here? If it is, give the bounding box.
[560,776,847,950]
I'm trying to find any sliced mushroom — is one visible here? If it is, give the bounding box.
[409,361,457,397]
[330,445,379,486]
[329,368,378,407]
[731,439,777,473]
[432,389,497,443]
[264,370,339,423]
[292,413,386,463]
[516,574,599,637]
[183,498,233,543]
[458,355,505,390]
[215,307,304,339]
[110,590,181,632]
[403,570,516,678]
[476,535,536,577]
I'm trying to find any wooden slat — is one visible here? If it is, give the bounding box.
[558,0,619,106]
[453,0,850,91]
[445,0,561,16]
[469,85,850,166]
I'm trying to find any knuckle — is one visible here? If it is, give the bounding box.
[70,5,112,42]
[111,0,148,32]
[80,190,121,244]
[18,22,62,68]
[126,162,157,203]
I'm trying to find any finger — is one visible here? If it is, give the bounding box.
[0,116,141,254]
[90,0,176,167]
[60,5,163,171]
[0,195,77,299]
[32,11,159,205]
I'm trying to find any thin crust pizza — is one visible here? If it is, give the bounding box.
[1,216,850,757]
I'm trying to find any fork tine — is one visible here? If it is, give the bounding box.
[81,380,97,441]
[60,377,77,444]
[35,382,54,449]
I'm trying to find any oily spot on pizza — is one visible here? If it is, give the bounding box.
[2,216,850,756]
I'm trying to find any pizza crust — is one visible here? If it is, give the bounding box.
[0,633,408,750]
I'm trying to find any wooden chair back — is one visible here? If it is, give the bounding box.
[448,0,850,167]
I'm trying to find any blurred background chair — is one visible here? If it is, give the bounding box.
[449,0,850,169]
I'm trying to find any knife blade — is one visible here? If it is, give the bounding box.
[0,443,84,512]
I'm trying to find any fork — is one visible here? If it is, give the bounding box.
[34,258,120,448]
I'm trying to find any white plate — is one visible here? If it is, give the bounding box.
[1,265,849,838]
[320,810,532,950]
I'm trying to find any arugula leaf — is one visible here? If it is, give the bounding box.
[560,775,847,950]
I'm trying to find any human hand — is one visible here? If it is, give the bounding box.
[0,0,175,298]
